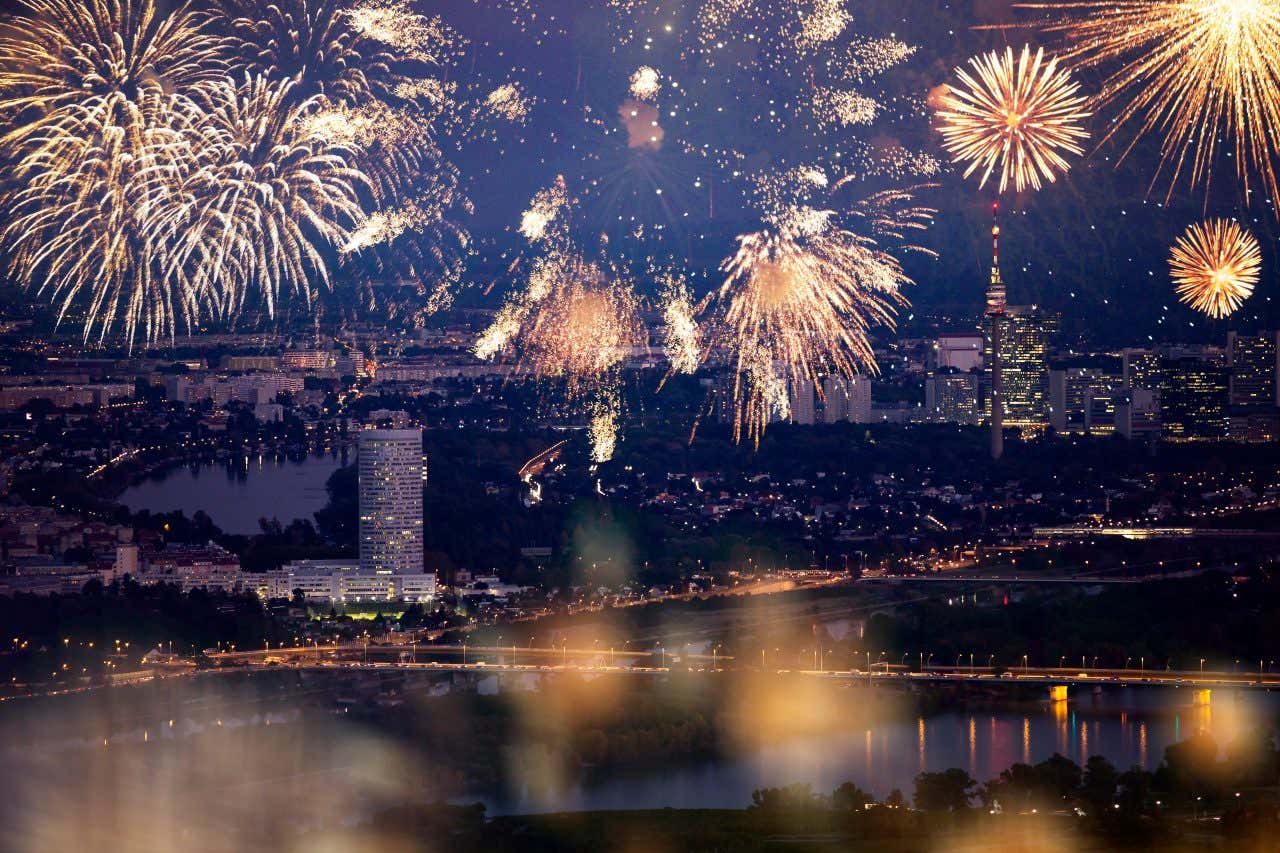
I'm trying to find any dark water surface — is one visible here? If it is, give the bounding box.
[119,452,346,535]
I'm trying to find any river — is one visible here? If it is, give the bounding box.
[118,451,348,535]
[482,683,1278,814]
[6,670,1274,821]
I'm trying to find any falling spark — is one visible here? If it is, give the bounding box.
[1169,219,1260,318]
[629,66,661,101]
[814,88,880,127]
[659,276,701,375]
[485,82,530,122]
[936,44,1090,194]
[588,398,620,462]
[519,177,570,242]
[342,0,454,65]
[796,0,852,48]
[707,206,912,445]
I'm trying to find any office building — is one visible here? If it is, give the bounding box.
[1159,357,1229,440]
[925,369,980,424]
[1227,330,1279,408]
[1115,388,1160,440]
[1047,357,1124,434]
[254,559,437,604]
[986,306,1058,427]
[788,379,816,425]
[848,375,873,423]
[1122,348,1162,392]
[359,429,424,575]
[986,205,1006,458]
[933,333,984,372]
[821,374,872,423]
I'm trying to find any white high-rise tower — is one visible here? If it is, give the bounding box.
[358,429,424,575]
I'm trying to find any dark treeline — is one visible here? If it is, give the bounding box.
[313,735,1280,852]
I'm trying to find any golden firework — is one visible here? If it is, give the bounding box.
[182,75,368,318]
[0,0,227,344]
[936,44,1090,194]
[1169,219,1261,318]
[708,206,910,446]
[1026,0,1280,203]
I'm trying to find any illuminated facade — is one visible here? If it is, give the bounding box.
[986,306,1058,426]
[821,374,872,423]
[1121,348,1162,392]
[788,378,816,425]
[1047,358,1124,434]
[987,203,1006,459]
[358,429,424,575]
[926,369,980,425]
[1227,330,1279,409]
[1159,357,1229,440]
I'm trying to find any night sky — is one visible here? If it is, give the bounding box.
[430,0,1279,345]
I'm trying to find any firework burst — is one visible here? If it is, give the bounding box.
[476,180,647,461]
[0,0,229,344]
[180,75,368,318]
[936,44,1090,194]
[1169,219,1261,318]
[706,206,913,446]
[659,275,701,376]
[1026,0,1280,203]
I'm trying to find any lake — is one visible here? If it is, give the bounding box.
[118,451,348,535]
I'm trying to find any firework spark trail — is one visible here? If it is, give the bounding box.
[1025,0,1280,204]
[484,83,531,123]
[659,275,701,376]
[706,206,912,446]
[342,0,454,65]
[936,44,1090,194]
[588,398,621,463]
[220,0,475,323]
[477,181,648,461]
[0,0,230,345]
[629,66,661,101]
[1169,219,1261,318]
[519,176,571,242]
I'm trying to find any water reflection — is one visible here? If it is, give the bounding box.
[119,451,347,535]
[485,686,1280,814]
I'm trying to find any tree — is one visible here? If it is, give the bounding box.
[749,783,825,813]
[1081,755,1119,814]
[1116,767,1154,816]
[885,789,907,809]
[1158,732,1220,796]
[1038,752,1084,801]
[1224,725,1279,788]
[831,781,876,812]
[914,768,976,812]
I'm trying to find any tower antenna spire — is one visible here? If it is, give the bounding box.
[987,201,1005,460]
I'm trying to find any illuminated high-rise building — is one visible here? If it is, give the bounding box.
[821,374,872,423]
[358,429,424,575]
[821,375,851,423]
[1122,348,1162,392]
[1159,357,1229,440]
[788,378,816,426]
[987,306,1058,427]
[926,368,980,425]
[1048,357,1123,434]
[1227,330,1279,409]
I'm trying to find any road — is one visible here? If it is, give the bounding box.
[204,643,1280,692]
